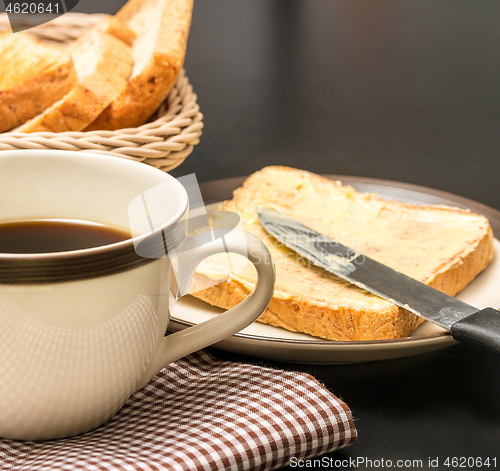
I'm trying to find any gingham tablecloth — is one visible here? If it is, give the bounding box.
[0,350,357,471]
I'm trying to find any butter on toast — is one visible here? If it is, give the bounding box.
[18,16,135,133]
[191,166,494,341]
[0,33,76,133]
[85,0,193,131]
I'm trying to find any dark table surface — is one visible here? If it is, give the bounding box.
[178,2,500,468]
[17,0,500,468]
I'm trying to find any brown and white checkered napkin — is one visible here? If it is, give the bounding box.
[0,350,356,471]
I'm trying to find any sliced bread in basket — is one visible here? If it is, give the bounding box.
[0,32,77,133]
[190,166,494,341]
[85,0,193,131]
[18,16,135,133]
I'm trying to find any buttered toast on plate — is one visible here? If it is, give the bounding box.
[190,166,494,341]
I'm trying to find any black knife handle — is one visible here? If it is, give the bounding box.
[450,308,500,355]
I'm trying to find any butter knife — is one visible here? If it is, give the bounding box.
[257,207,500,354]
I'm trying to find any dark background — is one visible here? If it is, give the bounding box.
[181,1,500,214]
[3,0,500,468]
[172,0,500,215]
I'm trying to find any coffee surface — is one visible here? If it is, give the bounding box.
[0,220,130,254]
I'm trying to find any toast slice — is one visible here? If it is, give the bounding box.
[0,33,76,133]
[190,166,494,341]
[17,16,135,133]
[85,0,193,131]
[90,15,137,47]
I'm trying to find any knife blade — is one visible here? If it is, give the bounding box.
[257,206,500,354]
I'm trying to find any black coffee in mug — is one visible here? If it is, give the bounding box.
[0,219,130,254]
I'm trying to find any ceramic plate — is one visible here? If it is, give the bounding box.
[169,176,500,364]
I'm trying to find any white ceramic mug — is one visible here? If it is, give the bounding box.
[0,150,275,441]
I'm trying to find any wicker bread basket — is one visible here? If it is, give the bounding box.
[0,13,203,172]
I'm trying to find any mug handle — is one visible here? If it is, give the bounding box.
[137,230,275,388]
